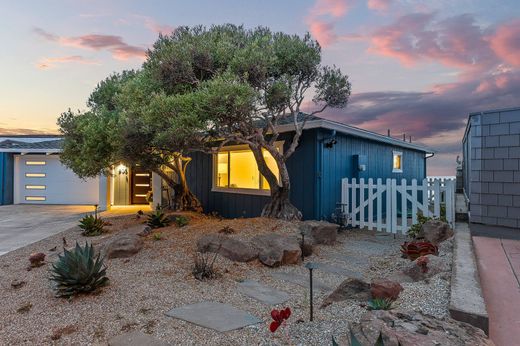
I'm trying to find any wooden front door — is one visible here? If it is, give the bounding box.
[131,167,151,204]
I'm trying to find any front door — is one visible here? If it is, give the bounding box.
[131,167,151,204]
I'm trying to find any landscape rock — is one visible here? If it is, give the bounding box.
[301,220,338,245]
[197,234,257,262]
[104,234,143,259]
[339,309,493,346]
[321,278,371,308]
[403,254,450,281]
[418,220,454,244]
[11,279,26,289]
[29,252,45,267]
[251,234,301,267]
[370,279,403,301]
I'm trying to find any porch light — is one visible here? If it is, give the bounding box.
[117,164,128,175]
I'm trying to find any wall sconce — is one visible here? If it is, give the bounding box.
[117,164,128,175]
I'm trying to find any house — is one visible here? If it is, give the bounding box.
[0,117,434,220]
[0,135,162,209]
[462,107,520,229]
[186,116,434,220]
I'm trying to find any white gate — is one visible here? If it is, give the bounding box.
[341,178,455,234]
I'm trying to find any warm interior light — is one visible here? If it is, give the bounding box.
[135,183,150,187]
[26,161,46,166]
[217,152,229,187]
[25,173,46,178]
[135,194,147,197]
[229,150,259,189]
[25,185,46,190]
[261,149,279,190]
[135,173,150,177]
[393,153,402,170]
[25,196,46,201]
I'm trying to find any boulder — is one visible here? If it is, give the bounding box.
[338,309,493,346]
[301,220,338,245]
[197,234,258,262]
[104,234,144,259]
[251,234,301,267]
[29,252,45,267]
[418,220,454,244]
[321,278,371,308]
[370,279,403,301]
[403,254,450,281]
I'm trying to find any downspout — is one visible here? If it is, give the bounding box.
[425,152,434,179]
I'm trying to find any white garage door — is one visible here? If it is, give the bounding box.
[14,154,100,205]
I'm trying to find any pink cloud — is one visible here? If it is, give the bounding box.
[37,55,99,69]
[490,19,520,67]
[310,0,351,18]
[142,17,175,35]
[33,27,146,60]
[306,0,353,47]
[367,0,392,11]
[308,20,338,47]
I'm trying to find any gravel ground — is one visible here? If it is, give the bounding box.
[0,213,453,345]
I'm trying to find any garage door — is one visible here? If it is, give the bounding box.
[13,154,100,205]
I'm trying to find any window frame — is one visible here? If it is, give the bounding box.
[392,150,403,173]
[211,142,283,196]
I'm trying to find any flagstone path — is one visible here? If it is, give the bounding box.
[238,280,291,305]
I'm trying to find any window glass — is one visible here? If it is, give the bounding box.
[216,152,229,187]
[229,150,259,189]
[393,152,402,171]
[261,149,279,190]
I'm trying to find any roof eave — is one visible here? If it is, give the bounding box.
[0,149,62,154]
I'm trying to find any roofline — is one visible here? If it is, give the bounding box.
[0,149,62,154]
[463,106,520,144]
[275,119,435,153]
[0,134,61,138]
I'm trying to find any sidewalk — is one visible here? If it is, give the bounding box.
[473,236,520,346]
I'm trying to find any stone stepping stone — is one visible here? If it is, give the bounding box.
[165,301,262,332]
[315,262,363,279]
[329,253,370,269]
[108,331,170,346]
[238,280,291,305]
[344,240,390,256]
[271,272,331,292]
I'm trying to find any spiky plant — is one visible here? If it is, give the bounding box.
[146,207,170,228]
[174,215,189,227]
[78,214,105,236]
[367,298,393,311]
[50,242,109,297]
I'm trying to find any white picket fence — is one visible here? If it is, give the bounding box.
[341,178,455,234]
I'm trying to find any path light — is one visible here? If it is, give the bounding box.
[305,262,318,321]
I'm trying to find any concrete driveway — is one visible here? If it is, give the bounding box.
[0,205,94,256]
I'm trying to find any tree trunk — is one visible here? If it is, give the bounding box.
[261,185,302,221]
[159,154,202,212]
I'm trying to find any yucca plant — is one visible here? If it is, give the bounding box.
[78,215,105,236]
[50,242,109,297]
[367,298,394,311]
[174,215,189,227]
[147,206,170,228]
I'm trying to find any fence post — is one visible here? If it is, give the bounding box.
[368,178,373,230]
[376,178,382,232]
[411,179,417,226]
[433,179,441,218]
[391,179,397,234]
[359,178,365,229]
[352,178,357,227]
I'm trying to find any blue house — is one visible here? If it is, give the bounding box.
[186,116,434,220]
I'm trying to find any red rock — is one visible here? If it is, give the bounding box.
[370,279,403,301]
[29,252,45,267]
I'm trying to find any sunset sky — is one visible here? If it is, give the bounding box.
[0,0,519,175]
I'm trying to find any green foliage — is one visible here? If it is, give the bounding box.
[147,207,170,228]
[78,215,105,236]
[153,232,164,241]
[407,212,430,239]
[367,298,393,311]
[50,242,109,297]
[174,215,189,227]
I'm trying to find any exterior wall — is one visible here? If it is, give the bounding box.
[317,129,427,220]
[463,108,520,228]
[186,130,317,219]
[0,153,14,205]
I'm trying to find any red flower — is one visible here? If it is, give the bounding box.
[269,307,291,333]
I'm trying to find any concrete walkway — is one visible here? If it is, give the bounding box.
[473,236,520,346]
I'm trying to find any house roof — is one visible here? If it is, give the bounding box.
[0,137,62,154]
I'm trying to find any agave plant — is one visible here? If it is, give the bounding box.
[146,207,170,228]
[78,215,105,236]
[400,241,438,260]
[50,242,109,297]
[174,215,189,227]
[367,298,393,311]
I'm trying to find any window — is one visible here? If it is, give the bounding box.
[214,143,282,194]
[25,196,46,201]
[392,151,403,173]
[25,161,46,166]
[25,173,46,178]
[25,185,46,190]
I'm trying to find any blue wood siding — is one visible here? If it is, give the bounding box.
[316,128,426,220]
[0,153,14,205]
[185,130,318,219]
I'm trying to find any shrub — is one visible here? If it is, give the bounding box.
[174,215,189,227]
[153,232,164,241]
[78,215,105,236]
[192,250,219,281]
[147,207,170,228]
[406,212,430,239]
[50,242,109,297]
[400,241,438,260]
[367,298,393,311]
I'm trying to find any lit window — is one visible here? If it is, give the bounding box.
[26,161,46,166]
[25,196,46,201]
[25,173,46,178]
[25,185,46,190]
[135,173,150,177]
[215,144,281,192]
[393,151,403,173]
[135,183,150,187]
[135,194,147,197]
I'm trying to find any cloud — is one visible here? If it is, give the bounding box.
[33,27,147,60]
[37,55,99,69]
[306,0,352,47]
[310,0,351,17]
[490,19,520,67]
[140,16,175,35]
[367,0,392,11]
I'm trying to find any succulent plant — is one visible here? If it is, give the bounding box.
[50,242,109,297]
[78,215,105,236]
[400,241,438,260]
[174,215,189,227]
[349,330,387,346]
[367,298,393,311]
[146,208,170,228]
